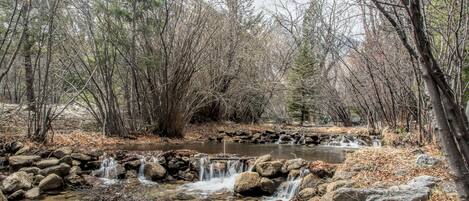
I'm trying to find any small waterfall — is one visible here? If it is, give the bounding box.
[92,156,118,185]
[138,158,146,180]
[182,156,249,194]
[267,169,309,201]
[137,157,158,185]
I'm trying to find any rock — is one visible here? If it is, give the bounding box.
[172,192,196,200]
[298,188,318,200]
[15,146,31,155]
[8,155,41,168]
[251,154,272,171]
[18,167,40,175]
[71,153,92,161]
[326,180,355,192]
[323,176,438,201]
[2,171,32,192]
[234,172,262,196]
[116,164,127,179]
[301,174,324,189]
[53,147,73,158]
[8,189,25,200]
[36,158,60,168]
[416,154,439,167]
[38,174,63,191]
[84,161,101,170]
[82,175,102,186]
[25,187,40,199]
[124,160,141,170]
[65,174,85,186]
[309,161,336,178]
[143,163,167,181]
[72,160,81,166]
[255,161,283,178]
[69,166,82,175]
[282,158,306,173]
[260,177,276,194]
[9,142,24,153]
[33,175,45,185]
[59,156,73,166]
[39,163,71,177]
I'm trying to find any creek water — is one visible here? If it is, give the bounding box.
[113,142,354,163]
[51,140,376,200]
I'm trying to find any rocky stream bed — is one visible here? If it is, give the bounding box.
[0,130,450,201]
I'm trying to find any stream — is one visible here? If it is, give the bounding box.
[43,139,379,200]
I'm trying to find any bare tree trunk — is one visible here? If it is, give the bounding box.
[405,0,469,199]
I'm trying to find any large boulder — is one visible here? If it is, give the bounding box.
[260,177,276,194]
[36,158,60,168]
[38,174,63,191]
[234,172,262,196]
[2,171,32,192]
[8,155,41,168]
[143,163,167,181]
[39,163,71,177]
[255,161,283,178]
[416,154,439,167]
[53,147,73,159]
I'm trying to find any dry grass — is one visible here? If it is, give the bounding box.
[337,146,457,200]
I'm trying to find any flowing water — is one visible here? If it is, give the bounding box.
[181,156,250,196]
[266,169,310,201]
[91,156,118,185]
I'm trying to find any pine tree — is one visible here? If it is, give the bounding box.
[287,43,318,125]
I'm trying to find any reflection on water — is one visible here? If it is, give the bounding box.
[113,142,354,163]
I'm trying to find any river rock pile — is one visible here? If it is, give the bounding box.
[233,154,336,199]
[0,142,203,200]
[0,142,105,200]
[212,129,380,146]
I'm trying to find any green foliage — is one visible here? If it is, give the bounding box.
[287,43,318,123]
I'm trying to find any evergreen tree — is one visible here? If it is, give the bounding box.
[287,42,318,125]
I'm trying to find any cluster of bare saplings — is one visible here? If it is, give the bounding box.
[0,0,468,199]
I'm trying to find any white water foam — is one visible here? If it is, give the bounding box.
[265,168,309,201]
[182,157,249,195]
[92,156,118,185]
